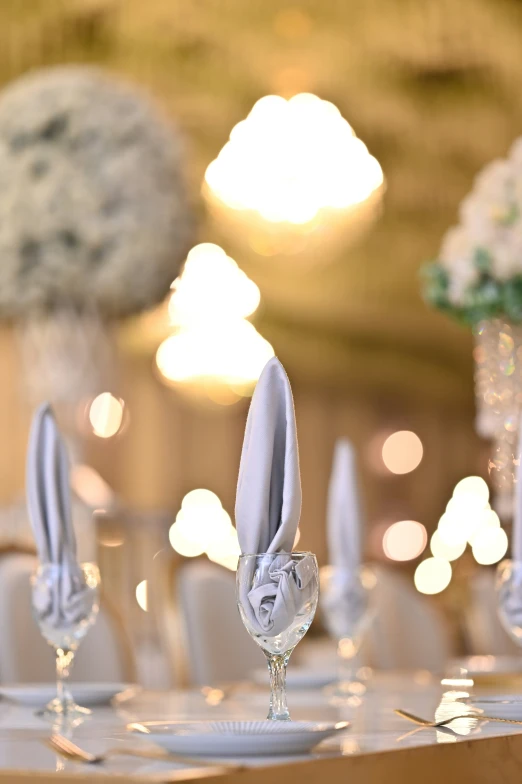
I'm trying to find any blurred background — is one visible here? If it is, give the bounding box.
[1,0,521,685]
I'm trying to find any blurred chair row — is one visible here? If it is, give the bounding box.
[0,549,515,685]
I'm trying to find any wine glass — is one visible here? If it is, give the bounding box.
[497,559,522,645]
[320,564,376,702]
[31,562,100,717]
[237,551,319,721]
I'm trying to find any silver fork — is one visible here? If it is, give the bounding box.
[394,708,522,727]
[46,733,242,769]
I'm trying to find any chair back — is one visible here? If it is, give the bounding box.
[464,568,520,656]
[177,559,262,686]
[0,551,135,683]
[362,565,452,672]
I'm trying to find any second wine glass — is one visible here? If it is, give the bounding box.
[237,551,319,721]
[32,561,100,717]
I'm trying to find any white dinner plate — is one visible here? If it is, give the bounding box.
[129,720,349,757]
[458,694,522,720]
[252,667,336,690]
[0,682,138,707]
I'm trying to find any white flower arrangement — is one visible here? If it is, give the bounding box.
[0,66,193,318]
[424,138,522,323]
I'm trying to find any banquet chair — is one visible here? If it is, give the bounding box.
[176,559,263,686]
[0,549,136,683]
[361,565,452,672]
[463,567,520,656]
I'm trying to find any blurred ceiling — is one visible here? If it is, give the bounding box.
[3,0,522,407]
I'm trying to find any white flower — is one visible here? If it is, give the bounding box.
[0,66,193,318]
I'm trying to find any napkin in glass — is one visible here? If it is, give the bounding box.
[26,403,91,628]
[236,357,315,637]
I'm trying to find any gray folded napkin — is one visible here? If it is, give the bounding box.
[323,439,367,639]
[236,357,315,637]
[26,403,91,628]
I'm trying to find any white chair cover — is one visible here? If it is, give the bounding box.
[464,568,520,656]
[363,566,452,672]
[0,552,134,683]
[177,560,263,686]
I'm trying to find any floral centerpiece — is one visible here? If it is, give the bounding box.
[423,138,522,512]
[0,65,193,407]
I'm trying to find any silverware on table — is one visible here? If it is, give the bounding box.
[394,708,522,727]
[46,733,242,769]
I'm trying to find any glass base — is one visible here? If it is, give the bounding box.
[37,697,91,719]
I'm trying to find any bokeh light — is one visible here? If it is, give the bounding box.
[453,476,489,503]
[471,527,508,565]
[169,244,260,325]
[204,93,384,225]
[437,476,491,547]
[89,393,124,438]
[381,431,423,475]
[156,244,274,403]
[414,557,452,595]
[169,489,240,570]
[382,520,427,561]
[430,530,466,562]
[136,580,148,612]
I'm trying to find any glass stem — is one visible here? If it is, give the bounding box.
[265,651,292,721]
[56,648,74,713]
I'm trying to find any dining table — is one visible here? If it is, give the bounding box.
[0,671,521,784]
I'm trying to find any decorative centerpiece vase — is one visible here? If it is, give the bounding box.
[423,139,522,516]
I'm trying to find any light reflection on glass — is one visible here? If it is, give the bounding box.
[88,393,125,438]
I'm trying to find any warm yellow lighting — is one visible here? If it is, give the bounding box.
[136,580,148,612]
[382,520,427,561]
[453,476,489,503]
[472,527,508,565]
[169,489,240,569]
[169,244,260,325]
[89,393,124,438]
[467,509,501,546]
[293,528,301,548]
[70,464,114,509]
[204,93,384,225]
[414,557,452,595]
[156,321,274,393]
[430,529,466,561]
[381,431,423,475]
[156,243,273,403]
[182,489,222,510]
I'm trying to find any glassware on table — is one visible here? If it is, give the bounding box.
[497,559,522,645]
[237,551,319,721]
[320,564,376,703]
[31,562,100,717]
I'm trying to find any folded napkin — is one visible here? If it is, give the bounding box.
[513,421,522,562]
[236,357,315,637]
[26,403,91,628]
[323,439,367,639]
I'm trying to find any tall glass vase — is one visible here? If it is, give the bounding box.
[474,319,522,518]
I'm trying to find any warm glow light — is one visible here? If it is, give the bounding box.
[136,580,148,612]
[414,557,452,595]
[89,393,124,438]
[382,520,427,561]
[70,464,114,509]
[156,244,273,402]
[204,93,384,225]
[169,489,240,570]
[156,321,274,392]
[381,431,423,475]
[437,476,491,548]
[169,244,261,325]
[471,527,508,565]
[430,530,466,561]
[453,476,490,503]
